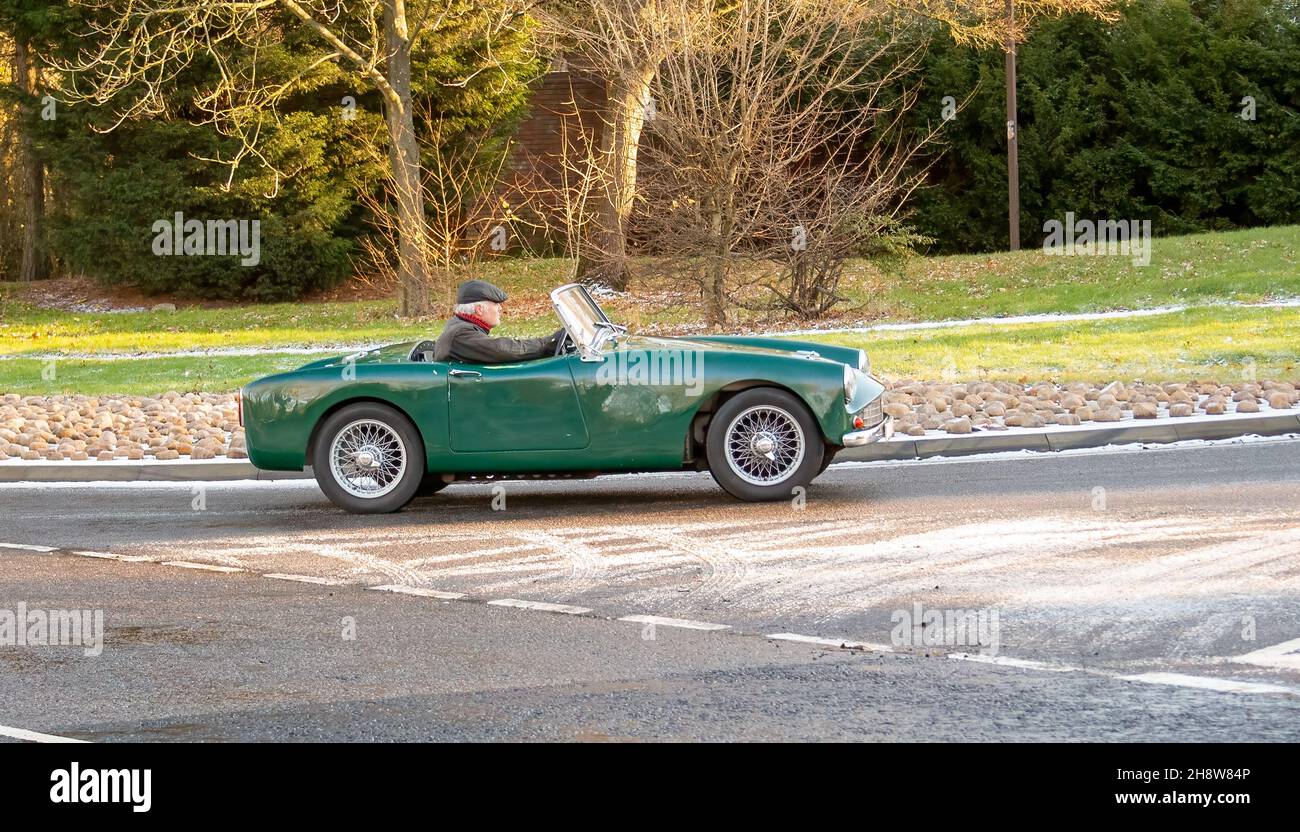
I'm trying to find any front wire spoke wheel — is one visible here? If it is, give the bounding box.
[328,418,408,499]
[724,405,806,486]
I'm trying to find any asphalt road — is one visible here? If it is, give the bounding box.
[2,438,1299,741]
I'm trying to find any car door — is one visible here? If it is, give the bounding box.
[447,356,590,452]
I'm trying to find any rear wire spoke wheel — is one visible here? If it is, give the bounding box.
[706,389,823,502]
[312,403,424,514]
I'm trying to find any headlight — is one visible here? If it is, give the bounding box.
[843,365,858,404]
[857,349,870,373]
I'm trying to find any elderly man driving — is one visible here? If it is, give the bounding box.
[433,280,564,364]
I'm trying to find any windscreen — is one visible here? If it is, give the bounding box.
[550,284,610,351]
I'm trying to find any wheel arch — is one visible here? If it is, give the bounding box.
[684,380,824,465]
[307,396,426,465]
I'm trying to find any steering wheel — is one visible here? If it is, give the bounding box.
[554,330,574,357]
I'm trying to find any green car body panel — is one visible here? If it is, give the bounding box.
[242,333,885,475]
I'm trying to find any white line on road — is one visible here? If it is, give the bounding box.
[1120,672,1297,695]
[262,573,346,585]
[0,542,57,552]
[1231,637,1300,671]
[488,598,593,615]
[766,633,893,652]
[620,614,731,631]
[26,534,1300,700]
[161,561,245,573]
[74,550,154,563]
[369,584,468,600]
[947,652,1078,672]
[0,723,88,743]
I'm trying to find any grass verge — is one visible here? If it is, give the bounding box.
[1,226,1296,359]
[2,305,1294,395]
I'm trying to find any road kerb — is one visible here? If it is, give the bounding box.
[1,413,1297,482]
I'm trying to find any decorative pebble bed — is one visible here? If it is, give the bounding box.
[0,379,1297,462]
[0,392,244,462]
[880,379,1299,436]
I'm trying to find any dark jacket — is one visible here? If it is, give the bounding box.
[433,315,562,364]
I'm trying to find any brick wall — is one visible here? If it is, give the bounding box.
[495,68,608,252]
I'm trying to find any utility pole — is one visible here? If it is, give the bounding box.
[1005,0,1020,251]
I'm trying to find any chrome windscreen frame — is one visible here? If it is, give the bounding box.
[550,283,619,361]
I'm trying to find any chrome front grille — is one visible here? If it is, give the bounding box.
[857,397,884,428]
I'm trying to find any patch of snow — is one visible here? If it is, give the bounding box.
[4,433,1299,490]
[0,345,373,362]
[770,297,1300,337]
[834,433,1300,468]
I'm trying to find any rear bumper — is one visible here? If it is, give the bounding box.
[841,416,894,447]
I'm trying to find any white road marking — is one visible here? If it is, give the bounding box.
[488,598,592,615]
[1231,637,1300,671]
[947,652,1077,672]
[766,633,892,652]
[516,530,603,590]
[620,614,731,631]
[73,550,154,563]
[263,573,345,585]
[20,524,1300,703]
[161,561,245,573]
[1120,672,1297,695]
[286,543,421,586]
[0,542,57,552]
[406,543,546,567]
[0,723,88,743]
[369,584,468,600]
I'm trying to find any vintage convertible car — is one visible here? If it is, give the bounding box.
[240,284,892,513]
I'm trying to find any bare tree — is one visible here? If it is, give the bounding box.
[58,0,531,316]
[536,0,1118,300]
[620,1,930,323]
[0,33,15,280]
[532,0,701,290]
[8,35,48,281]
[357,107,537,311]
[505,77,607,276]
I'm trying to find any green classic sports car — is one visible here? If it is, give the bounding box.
[240,284,892,513]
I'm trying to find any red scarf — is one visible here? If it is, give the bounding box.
[455,311,494,332]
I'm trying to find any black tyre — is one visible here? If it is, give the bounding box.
[706,388,824,501]
[312,402,425,514]
[817,447,839,475]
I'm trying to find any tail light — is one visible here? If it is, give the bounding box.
[237,388,244,427]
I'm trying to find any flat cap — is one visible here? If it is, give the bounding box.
[456,279,508,305]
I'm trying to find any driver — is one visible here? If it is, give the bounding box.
[433,279,565,364]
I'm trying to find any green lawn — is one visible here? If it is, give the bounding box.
[1,225,1296,394]
[3,305,1293,395]
[0,354,315,396]
[0,258,578,356]
[838,224,1299,322]
[817,305,1299,384]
